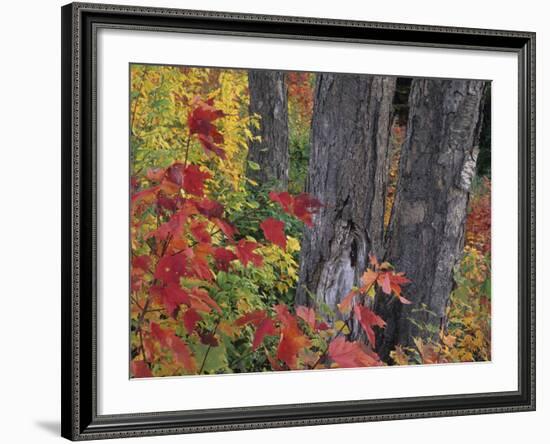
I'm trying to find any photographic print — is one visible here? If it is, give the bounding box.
[129,64,492,378]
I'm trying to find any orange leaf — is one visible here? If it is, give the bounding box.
[274,304,311,369]
[338,290,358,313]
[360,269,379,293]
[277,328,311,369]
[328,337,381,368]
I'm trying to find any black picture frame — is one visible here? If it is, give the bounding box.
[61,2,536,440]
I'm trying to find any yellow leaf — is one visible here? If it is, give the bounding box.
[335,320,350,335]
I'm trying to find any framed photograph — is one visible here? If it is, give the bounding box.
[61,2,535,440]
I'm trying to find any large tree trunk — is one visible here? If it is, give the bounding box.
[247,70,289,188]
[296,74,396,317]
[375,78,487,359]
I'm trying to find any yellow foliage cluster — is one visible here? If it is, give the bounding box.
[130,65,259,208]
[390,245,491,366]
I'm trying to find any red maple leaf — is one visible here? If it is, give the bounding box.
[277,328,310,369]
[187,97,226,158]
[131,180,179,213]
[190,219,211,244]
[154,253,188,284]
[131,360,152,378]
[260,217,287,249]
[196,198,224,218]
[132,255,151,272]
[167,333,197,372]
[353,304,386,347]
[235,310,267,327]
[268,191,322,227]
[151,283,191,317]
[191,243,216,281]
[386,272,412,304]
[212,218,236,241]
[235,239,263,267]
[183,164,211,197]
[156,191,178,213]
[296,306,316,329]
[183,308,201,334]
[268,191,293,213]
[213,247,237,272]
[328,336,382,368]
[150,322,197,372]
[376,270,412,303]
[164,163,186,188]
[197,133,226,159]
[162,162,212,197]
[293,193,323,226]
[148,206,194,242]
[188,287,221,314]
[150,322,170,347]
[187,97,224,136]
[274,304,311,369]
[253,318,278,350]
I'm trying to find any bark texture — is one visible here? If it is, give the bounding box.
[375,78,487,358]
[296,74,396,316]
[247,70,289,188]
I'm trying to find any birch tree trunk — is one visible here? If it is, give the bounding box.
[375,78,487,359]
[295,73,396,317]
[247,70,289,188]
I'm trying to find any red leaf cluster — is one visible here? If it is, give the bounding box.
[274,304,311,369]
[268,191,322,227]
[260,217,287,249]
[339,254,412,312]
[235,239,263,267]
[187,97,226,158]
[131,360,153,378]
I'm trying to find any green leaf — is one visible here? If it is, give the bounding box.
[191,342,229,374]
[247,160,261,171]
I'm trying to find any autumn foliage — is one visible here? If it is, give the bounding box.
[130,65,491,377]
[130,83,410,376]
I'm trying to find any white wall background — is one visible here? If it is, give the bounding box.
[0,0,545,442]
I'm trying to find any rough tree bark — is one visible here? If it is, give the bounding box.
[295,73,396,317]
[247,70,289,188]
[375,78,487,359]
